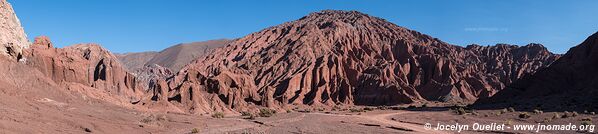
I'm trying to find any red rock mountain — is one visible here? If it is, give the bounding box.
[148,10,559,113]
[479,32,598,111]
[24,36,146,106]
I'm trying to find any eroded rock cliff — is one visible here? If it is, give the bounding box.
[24,36,146,106]
[0,0,28,60]
[479,32,598,111]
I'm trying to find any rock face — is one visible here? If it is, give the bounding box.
[479,32,598,111]
[134,64,173,90]
[148,10,559,113]
[0,0,29,59]
[24,36,145,105]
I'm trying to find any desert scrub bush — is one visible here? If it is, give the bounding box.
[456,107,467,115]
[507,107,516,112]
[572,111,579,117]
[259,108,275,117]
[543,118,551,123]
[533,109,543,114]
[581,120,593,126]
[499,108,508,114]
[140,114,167,123]
[519,112,531,119]
[505,119,513,125]
[240,111,251,116]
[350,108,364,113]
[244,114,256,120]
[562,111,571,118]
[377,106,388,110]
[553,113,561,119]
[287,109,292,113]
[212,112,224,118]
[407,105,417,109]
[191,128,200,133]
[363,107,374,111]
[333,105,342,111]
[581,117,592,122]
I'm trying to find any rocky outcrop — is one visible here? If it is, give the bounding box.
[479,32,598,111]
[24,36,145,105]
[133,64,173,90]
[0,0,29,60]
[147,10,559,113]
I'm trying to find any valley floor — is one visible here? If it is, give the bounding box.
[2,95,595,134]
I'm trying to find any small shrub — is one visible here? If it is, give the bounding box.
[591,112,596,115]
[505,119,513,125]
[562,111,571,118]
[212,112,224,118]
[333,105,341,111]
[507,107,516,112]
[191,128,200,133]
[519,112,531,119]
[500,108,508,114]
[407,105,417,109]
[364,107,374,111]
[533,109,543,114]
[572,111,579,117]
[240,111,251,116]
[378,106,388,110]
[581,118,592,122]
[244,114,256,120]
[581,121,593,126]
[286,109,292,113]
[421,103,428,108]
[543,118,551,123]
[456,107,467,115]
[259,109,275,117]
[553,113,561,119]
[350,108,364,113]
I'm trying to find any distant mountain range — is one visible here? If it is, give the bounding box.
[116,39,232,72]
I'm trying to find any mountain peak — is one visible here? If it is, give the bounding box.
[277,10,399,33]
[305,10,369,18]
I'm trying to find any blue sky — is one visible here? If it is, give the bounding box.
[9,0,598,54]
